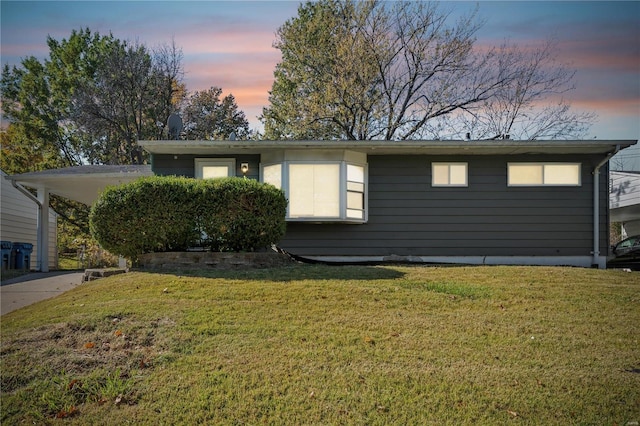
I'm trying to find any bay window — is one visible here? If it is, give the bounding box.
[261,150,367,223]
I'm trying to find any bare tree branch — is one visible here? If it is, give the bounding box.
[263,0,595,141]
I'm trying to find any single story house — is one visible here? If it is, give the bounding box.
[610,170,640,237]
[1,169,58,271]
[138,139,637,269]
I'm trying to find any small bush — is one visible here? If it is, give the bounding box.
[90,176,287,258]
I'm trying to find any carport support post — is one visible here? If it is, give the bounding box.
[37,188,50,272]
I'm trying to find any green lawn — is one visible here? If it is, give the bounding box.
[1,265,638,424]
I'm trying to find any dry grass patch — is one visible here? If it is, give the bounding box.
[1,265,638,424]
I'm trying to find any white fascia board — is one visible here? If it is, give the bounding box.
[138,140,637,156]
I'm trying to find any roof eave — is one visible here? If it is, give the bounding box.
[138,139,638,156]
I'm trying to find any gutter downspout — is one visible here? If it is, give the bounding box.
[592,145,620,268]
[9,180,49,272]
[10,179,40,206]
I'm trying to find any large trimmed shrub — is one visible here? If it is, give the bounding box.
[90,176,201,258]
[90,176,287,258]
[197,178,287,252]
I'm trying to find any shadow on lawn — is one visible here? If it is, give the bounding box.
[142,263,407,282]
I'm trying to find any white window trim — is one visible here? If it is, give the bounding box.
[194,158,236,179]
[346,163,366,220]
[507,162,582,187]
[431,162,468,187]
[260,160,368,223]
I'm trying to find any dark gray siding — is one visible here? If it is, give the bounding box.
[151,154,261,180]
[280,154,609,258]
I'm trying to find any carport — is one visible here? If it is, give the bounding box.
[4,165,152,272]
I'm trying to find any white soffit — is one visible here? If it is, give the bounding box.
[5,165,153,206]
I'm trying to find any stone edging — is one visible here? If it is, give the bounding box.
[83,268,127,282]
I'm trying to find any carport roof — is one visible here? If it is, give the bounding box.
[5,165,152,205]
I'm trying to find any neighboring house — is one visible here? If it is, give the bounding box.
[139,139,637,269]
[611,144,640,171]
[1,169,57,271]
[610,171,640,237]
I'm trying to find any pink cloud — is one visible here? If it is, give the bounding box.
[557,39,639,73]
[0,43,49,58]
[570,97,639,116]
[524,87,639,115]
[472,35,639,120]
[183,52,281,128]
[176,28,278,56]
[171,25,283,125]
[184,51,278,88]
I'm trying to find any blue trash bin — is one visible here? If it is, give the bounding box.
[12,242,33,270]
[1,241,12,270]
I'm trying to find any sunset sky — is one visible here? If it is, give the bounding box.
[2,1,639,152]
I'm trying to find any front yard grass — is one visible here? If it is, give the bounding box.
[1,265,638,424]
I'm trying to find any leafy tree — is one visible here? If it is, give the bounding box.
[71,39,186,164]
[1,29,119,166]
[0,29,186,243]
[262,0,594,141]
[1,28,187,167]
[0,29,120,239]
[263,0,389,139]
[182,87,250,140]
[0,124,63,173]
[1,124,91,235]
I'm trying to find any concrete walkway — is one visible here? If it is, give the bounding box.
[1,271,84,315]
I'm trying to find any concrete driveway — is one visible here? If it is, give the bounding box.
[1,271,84,315]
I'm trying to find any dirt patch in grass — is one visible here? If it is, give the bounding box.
[3,315,176,381]
[1,313,176,421]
